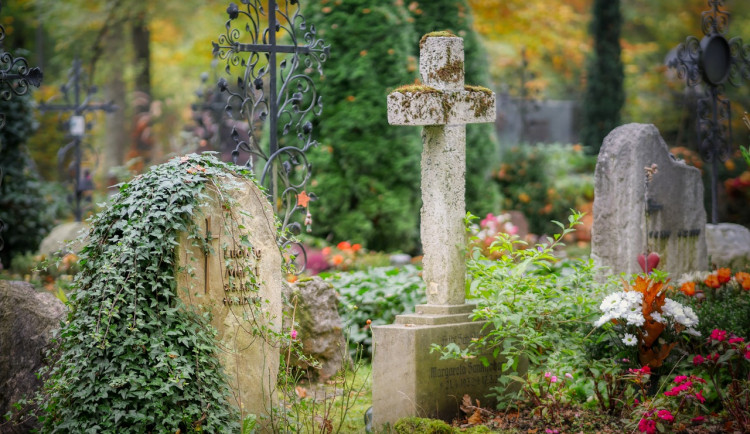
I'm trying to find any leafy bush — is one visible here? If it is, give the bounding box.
[329,265,426,358]
[493,144,594,235]
[0,91,53,268]
[304,0,422,253]
[433,213,613,407]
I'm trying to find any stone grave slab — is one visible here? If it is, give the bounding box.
[592,123,708,276]
[175,175,282,419]
[374,32,501,427]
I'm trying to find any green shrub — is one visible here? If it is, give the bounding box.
[432,213,613,407]
[304,0,422,253]
[329,265,426,358]
[493,144,594,235]
[0,91,53,268]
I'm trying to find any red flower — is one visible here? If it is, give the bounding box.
[693,355,705,365]
[638,418,657,434]
[694,390,706,403]
[680,281,696,296]
[337,241,352,251]
[717,268,732,284]
[710,329,727,341]
[657,409,674,422]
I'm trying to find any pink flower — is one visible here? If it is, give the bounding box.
[638,418,657,434]
[550,375,558,383]
[694,390,706,403]
[657,409,674,422]
[728,337,744,344]
[710,329,727,341]
[693,355,705,365]
[674,375,688,384]
[565,373,574,380]
[545,429,559,434]
[692,416,705,424]
[745,350,750,360]
[291,329,298,340]
[544,371,552,378]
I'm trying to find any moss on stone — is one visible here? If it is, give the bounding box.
[464,84,493,95]
[393,417,454,434]
[419,30,459,49]
[393,84,442,95]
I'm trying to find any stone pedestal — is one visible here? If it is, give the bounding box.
[372,305,503,427]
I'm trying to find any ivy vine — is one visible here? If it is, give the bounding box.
[39,153,266,432]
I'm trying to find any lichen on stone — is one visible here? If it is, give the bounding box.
[464,84,493,95]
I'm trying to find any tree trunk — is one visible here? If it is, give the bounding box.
[131,13,154,164]
[103,20,128,187]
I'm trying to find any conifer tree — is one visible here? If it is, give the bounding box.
[411,0,501,217]
[581,0,624,155]
[305,0,422,252]
[0,92,52,267]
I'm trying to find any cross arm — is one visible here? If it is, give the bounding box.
[387,84,496,126]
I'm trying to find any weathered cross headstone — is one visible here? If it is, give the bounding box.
[373,32,500,427]
[175,176,283,421]
[592,123,708,277]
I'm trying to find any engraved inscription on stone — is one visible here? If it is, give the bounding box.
[221,246,262,306]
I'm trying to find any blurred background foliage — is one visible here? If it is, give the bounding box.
[0,0,749,257]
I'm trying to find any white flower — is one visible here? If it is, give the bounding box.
[600,293,624,312]
[622,333,638,346]
[594,314,612,327]
[650,311,665,323]
[685,327,701,337]
[626,312,645,327]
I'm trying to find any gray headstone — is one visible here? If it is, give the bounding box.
[0,281,66,432]
[706,223,750,269]
[592,123,708,276]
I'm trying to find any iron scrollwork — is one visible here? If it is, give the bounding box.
[667,0,750,223]
[38,59,116,222]
[212,0,329,272]
[0,10,43,128]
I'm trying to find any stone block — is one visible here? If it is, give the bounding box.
[372,307,507,428]
[706,223,750,269]
[387,88,496,127]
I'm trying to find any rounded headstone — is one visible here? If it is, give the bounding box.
[38,221,89,256]
[706,223,750,269]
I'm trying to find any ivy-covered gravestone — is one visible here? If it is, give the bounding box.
[175,166,283,420]
[40,154,282,433]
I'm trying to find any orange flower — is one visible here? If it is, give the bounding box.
[351,243,362,252]
[321,247,331,256]
[705,274,721,289]
[337,241,352,251]
[518,192,531,203]
[331,254,344,265]
[680,281,696,296]
[286,274,298,283]
[717,268,732,284]
[736,272,750,290]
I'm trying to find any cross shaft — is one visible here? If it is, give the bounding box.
[387,34,495,306]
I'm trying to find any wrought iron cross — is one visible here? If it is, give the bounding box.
[212,0,329,271]
[38,59,116,222]
[668,0,750,224]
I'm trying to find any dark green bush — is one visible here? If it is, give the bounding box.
[304,0,422,253]
[0,91,53,268]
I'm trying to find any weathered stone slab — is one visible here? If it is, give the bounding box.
[175,175,282,420]
[592,123,708,276]
[282,277,347,381]
[706,223,750,269]
[0,280,66,432]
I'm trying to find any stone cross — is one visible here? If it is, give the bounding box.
[387,33,495,306]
